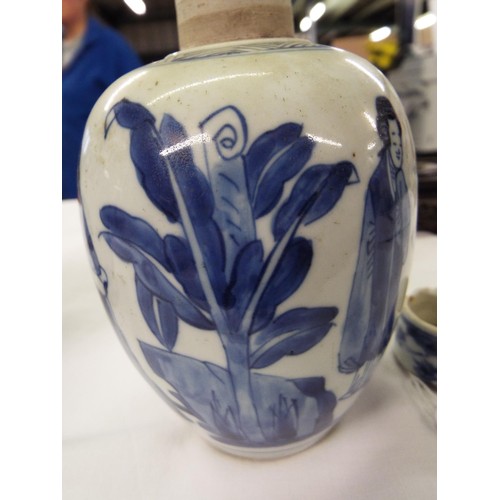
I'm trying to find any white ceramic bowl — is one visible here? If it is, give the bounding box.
[393,288,437,387]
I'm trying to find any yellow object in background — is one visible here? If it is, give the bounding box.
[367,38,399,71]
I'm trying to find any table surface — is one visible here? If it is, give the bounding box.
[62,199,437,500]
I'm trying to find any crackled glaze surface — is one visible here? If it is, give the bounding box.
[79,38,417,458]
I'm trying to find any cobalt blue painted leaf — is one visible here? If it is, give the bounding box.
[224,240,264,330]
[101,232,215,330]
[100,205,169,270]
[250,307,338,350]
[164,235,209,311]
[273,161,358,241]
[154,298,179,351]
[251,237,313,333]
[250,324,332,369]
[252,136,314,218]
[106,100,179,222]
[106,99,155,132]
[245,123,303,199]
[159,114,215,223]
[136,276,178,350]
[159,114,227,304]
[195,219,228,305]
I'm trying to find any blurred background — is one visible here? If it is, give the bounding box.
[79,0,438,233]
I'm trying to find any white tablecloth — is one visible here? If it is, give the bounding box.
[62,199,437,500]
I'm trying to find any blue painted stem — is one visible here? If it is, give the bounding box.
[164,151,266,441]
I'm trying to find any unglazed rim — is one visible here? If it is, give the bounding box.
[202,425,334,460]
[174,0,295,50]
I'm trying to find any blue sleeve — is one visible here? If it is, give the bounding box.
[97,24,143,87]
[62,19,143,199]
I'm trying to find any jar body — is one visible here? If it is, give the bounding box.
[79,39,417,459]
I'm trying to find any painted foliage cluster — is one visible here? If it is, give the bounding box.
[89,99,360,447]
[85,90,412,447]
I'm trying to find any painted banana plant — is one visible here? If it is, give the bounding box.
[97,98,359,447]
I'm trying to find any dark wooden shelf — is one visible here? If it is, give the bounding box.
[416,160,437,234]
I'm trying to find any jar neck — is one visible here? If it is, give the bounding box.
[174,0,295,50]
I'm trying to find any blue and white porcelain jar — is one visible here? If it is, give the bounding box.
[78,0,417,459]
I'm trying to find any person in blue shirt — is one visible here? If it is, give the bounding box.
[62,0,142,199]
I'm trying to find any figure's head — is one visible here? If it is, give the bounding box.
[387,118,402,168]
[376,97,403,169]
[62,0,89,32]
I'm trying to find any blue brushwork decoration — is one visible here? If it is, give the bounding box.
[338,96,412,398]
[97,98,359,447]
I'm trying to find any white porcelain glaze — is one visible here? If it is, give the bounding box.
[79,38,417,458]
